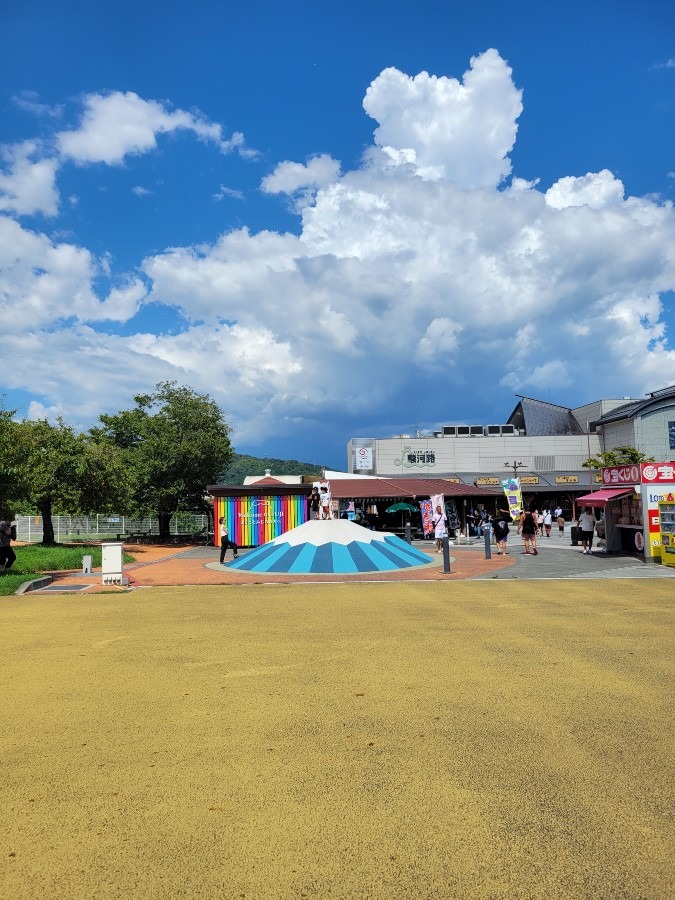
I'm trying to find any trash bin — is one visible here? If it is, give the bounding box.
[570,526,581,546]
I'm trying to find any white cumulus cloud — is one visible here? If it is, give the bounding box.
[3,50,675,453]
[545,169,625,210]
[362,49,523,187]
[0,141,59,216]
[57,91,252,165]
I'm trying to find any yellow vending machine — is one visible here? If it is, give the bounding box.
[658,499,675,567]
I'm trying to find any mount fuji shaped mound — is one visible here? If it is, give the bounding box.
[225,519,433,574]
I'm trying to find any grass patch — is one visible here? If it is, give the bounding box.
[0,572,41,595]
[0,544,135,596]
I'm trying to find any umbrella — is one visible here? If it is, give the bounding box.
[385,502,418,513]
[385,502,419,531]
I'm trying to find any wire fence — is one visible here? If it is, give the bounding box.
[14,513,210,544]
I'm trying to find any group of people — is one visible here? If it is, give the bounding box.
[309,486,332,520]
[486,505,597,556]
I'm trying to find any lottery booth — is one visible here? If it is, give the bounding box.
[576,462,675,562]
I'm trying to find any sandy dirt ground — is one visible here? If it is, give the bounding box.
[1,580,673,899]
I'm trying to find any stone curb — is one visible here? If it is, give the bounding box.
[16,575,53,595]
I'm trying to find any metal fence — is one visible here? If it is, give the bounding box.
[14,513,210,544]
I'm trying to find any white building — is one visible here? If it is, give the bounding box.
[347,387,675,502]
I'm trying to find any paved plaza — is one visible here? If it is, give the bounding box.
[21,532,675,595]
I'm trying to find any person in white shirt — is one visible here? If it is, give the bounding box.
[432,505,447,553]
[578,508,596,554]
[219,517,239,563]
[543,509,552,537]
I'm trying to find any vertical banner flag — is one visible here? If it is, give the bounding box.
[501,478,523,521]
[419,500,433,536]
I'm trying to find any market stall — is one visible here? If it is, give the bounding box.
[576,462,675,561]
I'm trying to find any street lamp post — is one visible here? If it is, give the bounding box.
[504,460,525,479]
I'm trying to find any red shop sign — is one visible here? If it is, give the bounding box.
[602,465,640,485]
[640,462,675,483]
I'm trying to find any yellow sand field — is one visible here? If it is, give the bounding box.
[1,581,674,899]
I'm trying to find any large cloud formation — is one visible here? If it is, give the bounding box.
[1,50,674,455]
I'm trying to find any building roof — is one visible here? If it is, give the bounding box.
[317,477,500,500]
[508,396,584,436]
[243,474,303,485]
[590,385,675,427]
[209,476,501,500]
[244,476,290,486]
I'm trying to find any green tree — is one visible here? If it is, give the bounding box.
[582,446,654,470]
[0,401,22,518]
[11,418,130,545]
[93,382,233,538]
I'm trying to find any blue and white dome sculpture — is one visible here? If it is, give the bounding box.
[225,519,433,574]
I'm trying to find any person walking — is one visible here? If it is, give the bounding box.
[219,516,239,563]
[543,508,552,537]
[519,507,539,555]
[578,507,596,554]
[557,512,565,537]
[536,510,544,537]
[492,508,511,555]
[0,516,17,571]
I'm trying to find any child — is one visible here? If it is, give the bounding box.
[320,486,331,520]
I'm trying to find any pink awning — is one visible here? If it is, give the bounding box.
[575,488,636,507]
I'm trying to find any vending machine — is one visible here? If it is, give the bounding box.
[658,499,675,568]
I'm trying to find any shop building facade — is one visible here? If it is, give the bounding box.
[348,386,675,511]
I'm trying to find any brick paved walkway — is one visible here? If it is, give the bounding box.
[32,534,675,594]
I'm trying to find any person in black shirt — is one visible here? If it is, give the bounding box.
[492,508,511,555]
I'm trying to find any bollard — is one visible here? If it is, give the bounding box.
[484,526,492,560]
[405,521,412,545]
[442,535,451,573]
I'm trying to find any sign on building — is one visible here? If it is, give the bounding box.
[355,447,373,470]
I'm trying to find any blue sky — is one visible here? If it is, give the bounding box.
[1,0,675,469]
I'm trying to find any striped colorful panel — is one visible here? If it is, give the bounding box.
[213,494,308,547]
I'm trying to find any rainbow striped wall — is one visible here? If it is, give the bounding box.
[213,494,308,547]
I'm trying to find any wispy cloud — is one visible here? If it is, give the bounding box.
[12,90,63,119]
[212,184,244,201]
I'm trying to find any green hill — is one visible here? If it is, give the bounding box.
[218,454,324,486]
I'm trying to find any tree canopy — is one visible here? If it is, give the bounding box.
[92,382,233,537]
[582,446,654,469]
[3,416,130,544]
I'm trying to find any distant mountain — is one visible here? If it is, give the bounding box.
[218,454,324,485]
